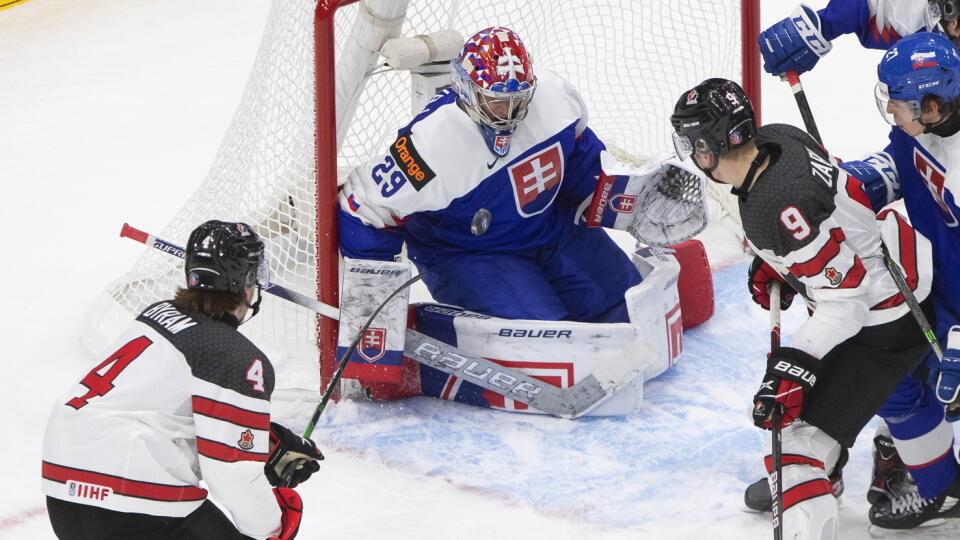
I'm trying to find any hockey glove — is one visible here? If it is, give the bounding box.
[839,152,900,213]
[265,422,324,488]
[758,4,832,76]
[269,487,302,540]
[937,326,960,421]
[748,255,796,311]
[752,347,819,429]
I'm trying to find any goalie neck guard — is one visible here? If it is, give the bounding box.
[670,78,756,178]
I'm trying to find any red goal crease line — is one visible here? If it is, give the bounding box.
[0,505,47,531]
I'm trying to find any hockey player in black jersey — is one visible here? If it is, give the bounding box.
[42,220,323,540]
[671,79,960,537]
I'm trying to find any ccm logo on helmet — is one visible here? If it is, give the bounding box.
[389,134,436,191]
[773,360,817,385]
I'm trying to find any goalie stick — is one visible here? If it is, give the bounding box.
[118,223,642,419]
[781,73,958,416]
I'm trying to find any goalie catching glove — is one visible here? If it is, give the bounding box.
[580,151,708,246]
[265,422,324,488]
[753,347,819,429]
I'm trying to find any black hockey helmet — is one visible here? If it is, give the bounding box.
[929,1,960,47]
[185,220,266,294]
[670,78,757,174]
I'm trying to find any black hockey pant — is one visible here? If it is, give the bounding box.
[46,496,254,540]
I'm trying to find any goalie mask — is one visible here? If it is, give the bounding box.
[875,32,960,128]
[452,26,537,157]
[185,220,267,295]
[670,78,756,179]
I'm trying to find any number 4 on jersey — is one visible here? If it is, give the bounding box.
[66,336,153,409]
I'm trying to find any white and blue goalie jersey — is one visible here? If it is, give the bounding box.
[338,70,605,264]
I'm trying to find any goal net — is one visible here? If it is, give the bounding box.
[84,0,759,397]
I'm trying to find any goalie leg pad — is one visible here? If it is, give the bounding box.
[339,258,412,383]
[669,238,713,330]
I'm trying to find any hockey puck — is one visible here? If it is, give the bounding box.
[471,208,491,236]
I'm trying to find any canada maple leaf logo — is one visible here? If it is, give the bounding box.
[824,267,842,286]
[238,429,255,450]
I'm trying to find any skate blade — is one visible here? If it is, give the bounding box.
[868,517,960,538]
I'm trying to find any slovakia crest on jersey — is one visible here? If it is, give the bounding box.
[508,141,565,217]
[609,194,637,213]
[359,327,388,362]
[494,134,511,155]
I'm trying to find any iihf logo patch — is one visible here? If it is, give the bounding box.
[824,267,842,286]
[238,429,255,450]
[730,131,743,145]
[685,89,698,105]
[188,272,200,287]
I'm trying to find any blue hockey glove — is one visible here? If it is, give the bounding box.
[839,152,900,213]
[938,326,960,421]
[758,4,833,76]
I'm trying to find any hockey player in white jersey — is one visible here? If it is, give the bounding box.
[42,221,323,540]
[671,78,960,539]
[746,0,960,521]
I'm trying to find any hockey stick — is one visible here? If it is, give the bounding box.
[784,71,823,146]
[781,73,958,414]
[278,272,422,487]
[119,223,341,320]
[769,283,784,540]
[119,224,640,419]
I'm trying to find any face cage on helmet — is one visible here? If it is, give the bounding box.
[454,65,536,133]
[254,251,270,288]
[671,132,713,160]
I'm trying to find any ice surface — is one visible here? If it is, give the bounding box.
[2,1,956,539]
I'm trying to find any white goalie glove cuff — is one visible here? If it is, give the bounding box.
[578,151,708,247]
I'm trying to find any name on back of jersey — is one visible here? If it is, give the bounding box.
[141,302,196,334]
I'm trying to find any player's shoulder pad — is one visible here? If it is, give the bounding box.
[740,124,838,255]
[137,301,275,399]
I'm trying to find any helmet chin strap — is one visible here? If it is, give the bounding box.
[239,285,263,326]
[692,153,722,183]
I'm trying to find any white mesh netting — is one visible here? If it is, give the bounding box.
[85,0,752,393]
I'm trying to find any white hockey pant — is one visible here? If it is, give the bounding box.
[767,421,842,540]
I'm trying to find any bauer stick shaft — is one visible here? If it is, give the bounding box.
[119,223,634,419]
[119,223,340,320]
[769,283,784,540]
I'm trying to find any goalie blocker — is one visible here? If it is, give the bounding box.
[340,240,714,415]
